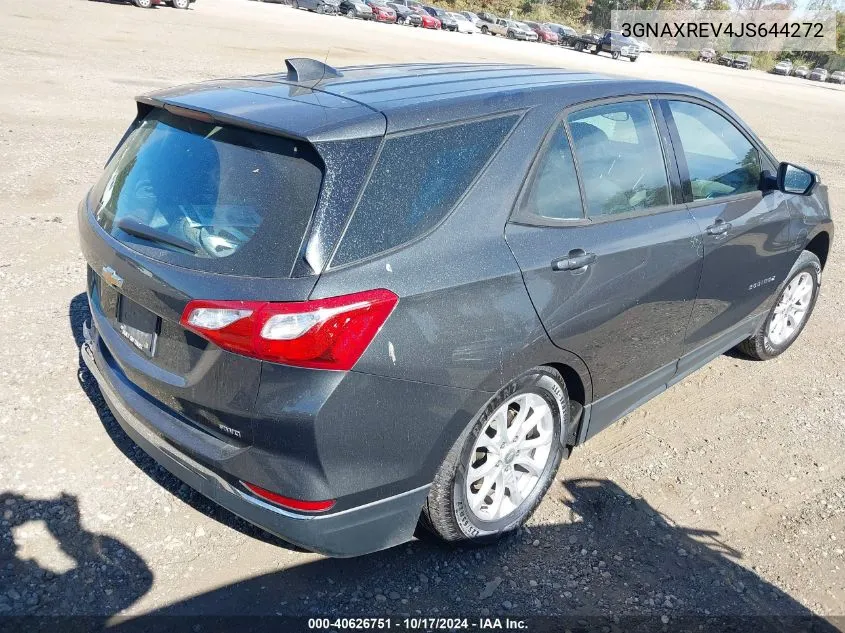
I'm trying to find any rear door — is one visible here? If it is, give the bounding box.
[658,98,795,354]
[505,98,702,432]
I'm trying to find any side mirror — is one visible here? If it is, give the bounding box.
[777,162,817,195]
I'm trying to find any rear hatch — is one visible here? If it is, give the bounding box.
[81,106,328,446]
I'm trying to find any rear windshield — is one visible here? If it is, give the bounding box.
[90,109,323,277]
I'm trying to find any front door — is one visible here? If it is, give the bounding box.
[659,99,796,352]
[506,99,702,413]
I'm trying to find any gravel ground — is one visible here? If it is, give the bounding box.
[0,0,844,626]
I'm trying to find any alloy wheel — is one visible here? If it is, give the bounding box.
[464,392,554,522]
[768,272,814,346]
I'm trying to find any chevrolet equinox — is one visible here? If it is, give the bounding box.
[79,60,834,556]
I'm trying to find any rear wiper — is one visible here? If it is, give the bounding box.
[116,218,197,254]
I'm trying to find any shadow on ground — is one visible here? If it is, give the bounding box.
[1,294,831,630]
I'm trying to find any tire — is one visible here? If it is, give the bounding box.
[507,31,515,39]
[134,0,153,7]
[421,367,569,544]
[481,25,488,34]
[591,47,599,55]
[630,56,637,62]
[611,51,620,59]
[172,0,189,8]
[738,250,821,361]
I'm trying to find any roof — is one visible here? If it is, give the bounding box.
[140,62,707,142]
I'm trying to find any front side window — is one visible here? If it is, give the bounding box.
[332,115,518,266]
[666,100,760,201]
[567,101,670,217]
[519,124,582,221]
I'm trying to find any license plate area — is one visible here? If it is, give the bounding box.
[117,295,160,356]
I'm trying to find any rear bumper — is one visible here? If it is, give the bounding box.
[81,319,430,557]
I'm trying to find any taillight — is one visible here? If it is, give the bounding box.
[181,289,398,370]
[242,481,335,513]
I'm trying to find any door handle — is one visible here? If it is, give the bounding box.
[706,219,732,236]
[552,250,597,272]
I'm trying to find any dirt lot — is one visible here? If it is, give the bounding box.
[0,0,843,625]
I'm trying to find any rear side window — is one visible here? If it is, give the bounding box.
[519,123,583,221]
[567,101,670,217]
[332,115,518,266]
[665,100,761,201]
[90,110,323,277]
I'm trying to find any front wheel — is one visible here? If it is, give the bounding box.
[172,0,190,8]
[480,25,488,34]
[611,51,620,59]
[421,367,568,543]
[133,0,154,7]
[738,250,821,360]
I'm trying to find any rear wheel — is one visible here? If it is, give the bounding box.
[172,0,190,8]
[738,250,821,360]
[507,31,515,39]
[133,0,153,7]
[421,367,568,543]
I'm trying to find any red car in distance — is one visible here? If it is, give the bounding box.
[524,21,559,43]
[366,0,398,22]
[411,5,440,28]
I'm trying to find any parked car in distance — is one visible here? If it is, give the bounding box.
[410,4,439,28]
[545,22,578,47]
[449,12,476,34]
[524,21,559,44]
[292,0,339,14]
[423,6,457,30]
[572,31,601,52]
[698,47,716,62]
[772,60,793,75]
[809,67,828,81]
[514,22,540,41]
[339,0,374,17]
[476,12,503,35]
[733,55,752,70]
[130,0,194,7]
[459,10,480,24]
[387,1,421,25]
[576,30,638,61]
[80,60,833,557]
[364,0,396,22]
[717,53,735,66]
[794,65,810,78]
[829,71,845,84]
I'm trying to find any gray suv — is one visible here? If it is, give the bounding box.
[79,60,833,556]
